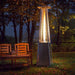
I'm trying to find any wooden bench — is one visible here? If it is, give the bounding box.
[0,43,32,66]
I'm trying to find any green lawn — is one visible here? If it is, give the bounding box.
[0,52,75,75]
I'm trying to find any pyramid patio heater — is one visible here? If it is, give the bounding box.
[37,6,51,66]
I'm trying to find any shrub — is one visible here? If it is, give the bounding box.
[52,43,75,52]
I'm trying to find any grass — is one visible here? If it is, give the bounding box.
[0,52,75,75]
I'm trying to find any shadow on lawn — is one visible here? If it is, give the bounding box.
[0,63,30,72]
[0,63,74,75]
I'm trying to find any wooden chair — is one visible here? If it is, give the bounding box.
[0,44,12,64]
[0,44,11,56]
[14,43,32,65]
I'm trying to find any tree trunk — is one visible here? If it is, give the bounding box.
[27,22,30,43]
[13,17,17,43]
[26,0,30,43]
[2,12,5,43]
[55,1,60,45]
[0,30,3,43]
[57,21,60,45]
[19,15,23,43]
[29,21,36,49]
[0,27,1,43]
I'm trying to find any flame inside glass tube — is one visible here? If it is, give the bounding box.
[39,7,50,43]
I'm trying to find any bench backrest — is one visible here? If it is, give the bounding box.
[15,43,29,56]
[0,44,11,55]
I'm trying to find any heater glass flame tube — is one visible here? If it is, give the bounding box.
[39,7,50,43]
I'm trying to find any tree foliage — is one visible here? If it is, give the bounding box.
[0,0,74,48]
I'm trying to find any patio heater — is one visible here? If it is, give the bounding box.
[37,6,51,66]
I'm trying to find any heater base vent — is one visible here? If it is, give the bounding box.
[37,43,50,66]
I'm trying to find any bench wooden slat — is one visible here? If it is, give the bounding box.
[0,49,9,51]
[17,48,26,50]
[1,47,8,48]
[0,52,8,53]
